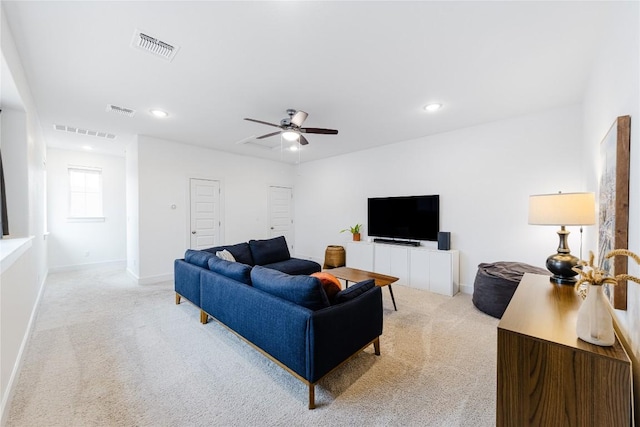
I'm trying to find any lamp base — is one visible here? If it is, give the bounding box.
[546,252,580,285]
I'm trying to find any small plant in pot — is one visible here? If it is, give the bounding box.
[340,224,363,241]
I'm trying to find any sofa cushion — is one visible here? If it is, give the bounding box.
[204,243,254,266]
[250,266,330,311]
[262,258,322,276]
[184,249,215,269]
[333,279,375,305]
[249,236,291,265]
[208,256,252,285]
[311,272,342,301]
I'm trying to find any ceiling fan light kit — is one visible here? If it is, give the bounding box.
[244,109,338,146]
[282,130,299,141]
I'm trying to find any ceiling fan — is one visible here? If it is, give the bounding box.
[244,109,338,146]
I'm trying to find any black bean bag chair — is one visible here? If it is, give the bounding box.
[472,261,549,318]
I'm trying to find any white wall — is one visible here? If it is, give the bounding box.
[582,1,640,420]
[295,105,587,290]
[47,148,126,270]
[128,135,295,283]
[125,140,139,277]
[0,7,48,423]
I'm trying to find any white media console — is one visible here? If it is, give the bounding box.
[346,241,460,296]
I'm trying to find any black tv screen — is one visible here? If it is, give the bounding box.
[368,195,439,241]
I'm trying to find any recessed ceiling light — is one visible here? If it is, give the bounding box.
[150,109,169,118]
[424,103,442,112]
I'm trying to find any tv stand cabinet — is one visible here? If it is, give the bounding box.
[346,241,459,296]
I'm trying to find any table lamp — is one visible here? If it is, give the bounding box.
[528,192,596,285]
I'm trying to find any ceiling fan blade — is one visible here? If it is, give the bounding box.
[256,131,281,139]
[300,127,338,135]
[244,118,281,128]
[298,134,309,146]
[291,111,308,127]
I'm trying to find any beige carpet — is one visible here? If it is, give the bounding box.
[6,266,498,426]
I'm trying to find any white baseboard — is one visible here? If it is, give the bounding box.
[126,269,172,285]
[460,283,473,295]
[48,259,126,273]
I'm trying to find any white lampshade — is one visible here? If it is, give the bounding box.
[528,192,596,226]
[282,130,299,141]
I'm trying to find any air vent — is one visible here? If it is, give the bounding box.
[131,29,179,62]
[53,124,116,140]
[235,135,282,150]
[106,104,136,117]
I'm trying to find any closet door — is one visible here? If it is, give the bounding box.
[190,178,221,249]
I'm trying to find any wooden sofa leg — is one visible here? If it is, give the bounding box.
[175,293,181,305]
[373,337,380,356]
[200,310,208,324]
[308,383,315,410]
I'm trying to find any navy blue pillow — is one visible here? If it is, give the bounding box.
[249,236,291,265]
[207,257,252,285]
[184,250,215,268]
[223,243,254,266]
[250,266,329,311]
[333,279,375,305]
[204,243,254,266]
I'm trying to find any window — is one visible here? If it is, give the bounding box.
[68,166,103,219]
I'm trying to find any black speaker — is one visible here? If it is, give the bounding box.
[437,231,450,250]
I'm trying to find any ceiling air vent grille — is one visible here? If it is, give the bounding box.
[235,135,282,150]
[131,29,179,62]
[106,104,136,117]
[53,124,116,140]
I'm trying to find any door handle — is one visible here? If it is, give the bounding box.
[192,231,196,234]
[270,227,274,230]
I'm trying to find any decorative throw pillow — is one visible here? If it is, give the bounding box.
[216,249,236,262]
[333,279,375,305]
[203,243,255,266]
[249,236,291,265]
[311,272,342,301]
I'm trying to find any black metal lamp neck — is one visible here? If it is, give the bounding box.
[556,226,571,254]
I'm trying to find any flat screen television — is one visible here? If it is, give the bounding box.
[368,195,439,241]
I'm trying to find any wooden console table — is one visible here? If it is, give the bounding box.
[497,273,632,426]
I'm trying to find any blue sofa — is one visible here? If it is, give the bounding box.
[173,237,383,409]
[174,236,321,309]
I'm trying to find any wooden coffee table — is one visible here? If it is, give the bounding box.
[328,266,398,311]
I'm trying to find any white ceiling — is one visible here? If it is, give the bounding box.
[1,1,615,162]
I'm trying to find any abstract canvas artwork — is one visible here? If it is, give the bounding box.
[598,115,631,310]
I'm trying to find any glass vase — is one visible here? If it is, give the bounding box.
[576,283,615,346]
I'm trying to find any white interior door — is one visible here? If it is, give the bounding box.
[190,179,221,249]
[269,186,293,253]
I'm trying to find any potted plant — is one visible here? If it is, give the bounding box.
[340,224,363,241]
[572,249,640,346]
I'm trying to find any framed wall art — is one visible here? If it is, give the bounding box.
[598,115,631,310]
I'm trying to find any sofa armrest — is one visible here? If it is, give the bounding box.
[174,259,203,307]
[308,285,383,382]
